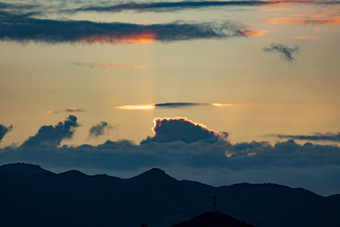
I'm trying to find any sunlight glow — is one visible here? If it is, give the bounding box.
[116,105,156,110]
[211,103,232,107]
[78,33,157,44]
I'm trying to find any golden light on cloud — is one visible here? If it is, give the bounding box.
[115,102,232,110]
[65,107,84,112]
[46,110,58,114]
[78,33,157,44]
[116,105,156,110]
[241,29,268,37]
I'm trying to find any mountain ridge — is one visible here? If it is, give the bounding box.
[0,162,339,227]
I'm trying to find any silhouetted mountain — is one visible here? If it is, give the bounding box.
[0,163,340,227]
[172,211,255,227]
[0,162,50,175]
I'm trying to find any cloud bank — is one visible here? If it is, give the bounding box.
[0,11,264,44]
[1,116,340,195]
[263,43,299,62]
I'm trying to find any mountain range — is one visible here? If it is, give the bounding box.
[0,163,339,227]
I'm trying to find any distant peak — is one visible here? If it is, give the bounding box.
[131,168,177,182]
[0,162,49,175]
[146,168,167,174]
[59,169,86,176]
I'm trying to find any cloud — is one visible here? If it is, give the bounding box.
[69,1,272,13]
[21,115,79,147]
[238,28,268,37]
[266,16,340,25]
[291,36,319,39]
[141,117,228,144]
[262,43,299,62]
[0,124,13,142]
[65,107,84,112]
[89,121,114,138]
[1,116,340,195]
[271,132,340,143]
[67,1,340,14]
[0,2,37,11]
[265,9,340,25]
[0,12,265,44]
[116,102,232,110]
[46,110,58,114]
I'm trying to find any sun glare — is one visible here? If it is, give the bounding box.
[211,103,232,107]
[116,104,156,110]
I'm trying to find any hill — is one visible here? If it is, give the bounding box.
[0,163,339,227]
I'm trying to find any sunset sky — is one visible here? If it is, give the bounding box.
[0,0,340,195]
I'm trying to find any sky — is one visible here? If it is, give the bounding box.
[0,0,340,195]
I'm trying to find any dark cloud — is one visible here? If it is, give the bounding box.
[0,11,261,44]
[141,117,227,144]
[21,115,79,147]
[70,1,272,13]
[0,124,13,142]
[68,1,340,13]
[263,43,299,62]
[155,102,209,108]
[89,121,113,138]
[0,2,37,11]
[271,132,340,143]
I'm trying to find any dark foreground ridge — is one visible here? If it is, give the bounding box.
[0,163,340,227]
[172,211,255,227]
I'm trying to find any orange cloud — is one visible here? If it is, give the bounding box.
[258,7,293,11]
[65,107,84,112]
[90,63,146,69]
[291,36,319,39]
[46,110,58,114]
[240,29,268,37]
[266,16,340,25]
[266,7,340,25]
[78,33,157,44]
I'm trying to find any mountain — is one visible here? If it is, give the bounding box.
[0,163,340,227]
[0,162,50,175]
